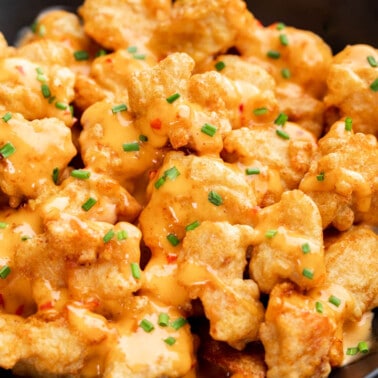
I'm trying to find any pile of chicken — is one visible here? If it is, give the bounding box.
[0,0,377,377]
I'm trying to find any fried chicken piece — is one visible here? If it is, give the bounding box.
[0,113,76,207]
[127,52,231,155]
[74,48,157,111]
[223,123,317,207]
[79,100,165,193]
[149,0,257,64]
[79,0,171,51]
[299,119,378,230]
[138,151,257,307]
[40,168,141,224]
[260,225,378,378]
[324,44,378,136]
[237,23,332,136]
[249,190,325,293]
[178,221,264,350]
[193,54,278,129]
[0,57,76,127]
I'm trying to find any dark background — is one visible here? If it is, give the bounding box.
[0,0,378,52]
[0,0,377,377]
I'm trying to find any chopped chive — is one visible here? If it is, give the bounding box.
[21,235,31,241]
[41,83,51,98]
[55,102,67,110]
[38,24,46,37]
[345,117,353,131]
[0,142,16,158]
[71,169,91,180]
[30,21,38,33]
[2,112,12,122]
[0,265,11,279]
[133,53,146,60]
[73,50,89,61]
[245,167,260,175]
[302,268,314,280]
[158,312,170,327]
[96,49,107,57]
[301,242,311,254]
[358,341,369,353]
[253,107,268,116]
[103,229,115,243]
[36,67,44,75]
[69,105,74,117]
[167,233,180,247]
[170,317,187,330]
[208,191,223,206]
[369,78,378,91]
[139,134,148,142]
[316,172,325,181]
[276,22,286,30]
[112,103,128,113]
[315,301,323,313]
[127,46,138,53]
[164,166,180,181]
[346,347,359,356]
[267,50,281,59]
[140,319,154,333]
[274,112,288,126]
[185,220,200,231]
[265,229,278,239]
[166,93,180,104]
[122,142,140,152]
[36,73,46,82]
[117,229,128,240]
[130,262,141,279]
[328,295,341,307]
[276,128,290,140]
[367,55,378,67]
[154,176,166,189]
[281,67,291,79]
[52,167,59,184]
[0,222,8,229]
[48,96,56,104]
[201,123,217,137]
[82,197,97,211]
[215,61,226,71]
[164,336,176,346]
[279,34,289,46]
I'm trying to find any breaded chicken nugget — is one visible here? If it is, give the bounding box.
[79,0,171,51]
[0,57,76,126]
[223,122,317,207]
[325,44,378,136]
[300,119,378,230]
[249,190,325,293]
[149,0,257,63]
[0,113,76,207]
[178,221,264,350]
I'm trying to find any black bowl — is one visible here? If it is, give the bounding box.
[0,1,377,378]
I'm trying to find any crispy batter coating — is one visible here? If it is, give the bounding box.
[138,151,257,307]
[178,221,264,349]
[223,122,317,207]
[249,190,325,293]
[74,49,156,111]
[300,120,378,230]
[79,101,165,193]
[149,0,257,63]
[79,0,171,50]
[324,44,378,136]
[0,57,76,126]
[0,113,76,207]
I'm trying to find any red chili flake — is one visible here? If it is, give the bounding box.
[167,253,178,264]
[15,65,25,75]
[255,19,263,27]
[39,301,53,311]
[0,293,4,307]
[149,170,157,180]
[251,206,261,216]
[15,304,24,316]
[150,118,162,130]
[84,298,100,310]
[105,58,113,64]
[239,103,244,113]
